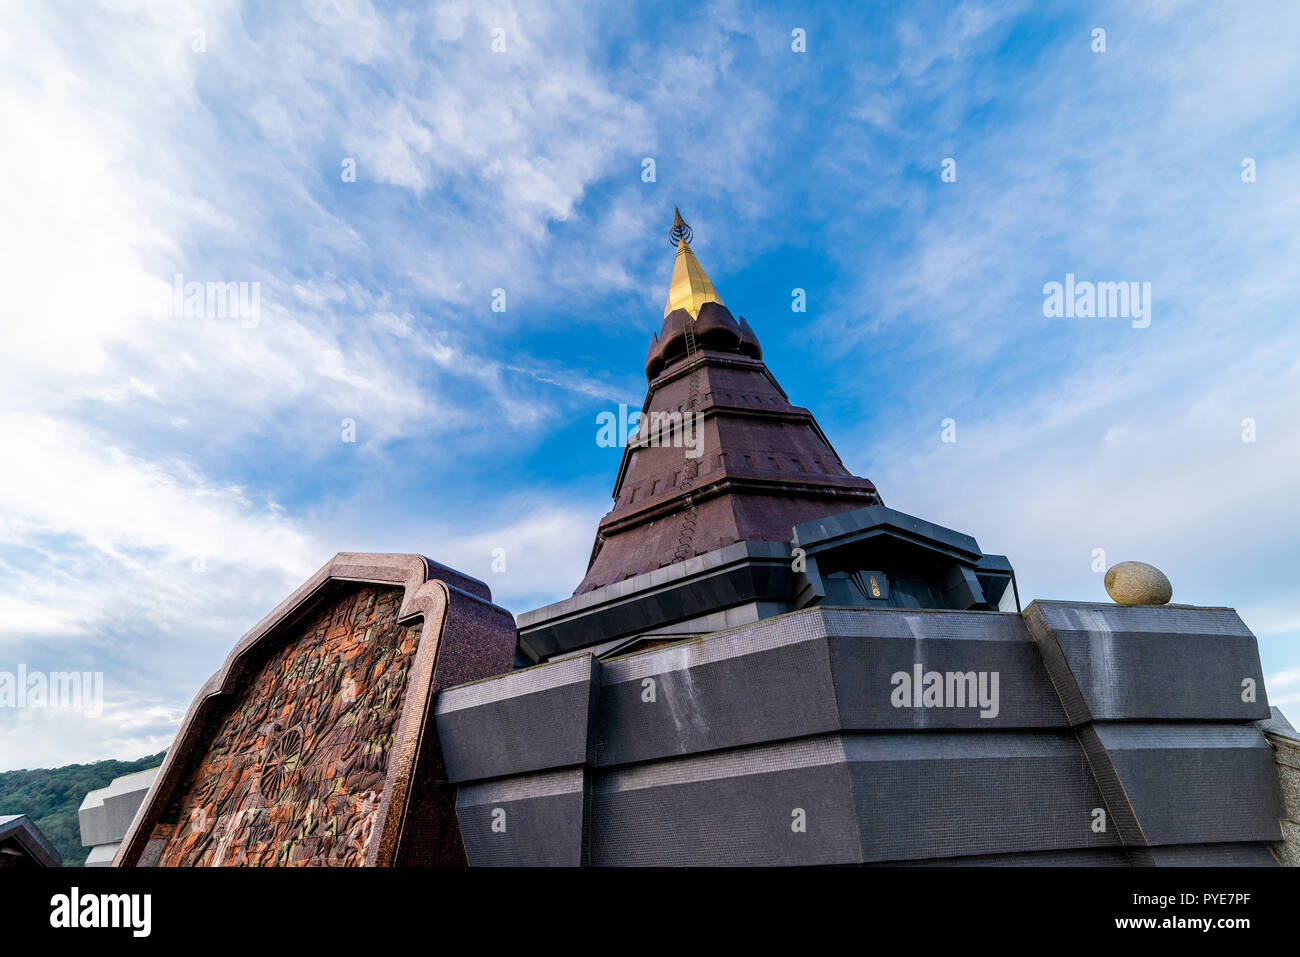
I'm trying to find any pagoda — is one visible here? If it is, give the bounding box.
[578,208,883,593]
[117,209,1290,869]
[436,211,1286,867]
[519,210,1016,664]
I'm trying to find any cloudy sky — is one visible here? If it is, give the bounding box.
[1,0,1298,770]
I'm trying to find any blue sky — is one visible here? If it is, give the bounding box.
[1,0,1299,769]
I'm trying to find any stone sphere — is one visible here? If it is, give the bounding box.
[1104,561,1173,606]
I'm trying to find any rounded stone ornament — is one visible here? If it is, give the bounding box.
[1104,561,1173,605]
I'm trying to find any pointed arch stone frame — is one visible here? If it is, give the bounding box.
[114,552,517,867]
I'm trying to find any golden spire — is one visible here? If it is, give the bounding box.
[664,207,724,319]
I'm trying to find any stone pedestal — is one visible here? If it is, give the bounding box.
[79,766,160,866]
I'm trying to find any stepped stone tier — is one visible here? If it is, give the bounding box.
[79,766,160,866]
[113,211,1292,866]
[443,598,1284,865]
[0,815,62,867]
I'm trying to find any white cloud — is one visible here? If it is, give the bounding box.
[3,0,1298,771]
[0,411,318,576]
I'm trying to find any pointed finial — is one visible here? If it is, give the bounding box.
[664,207,723,318]
[669,206,693,247]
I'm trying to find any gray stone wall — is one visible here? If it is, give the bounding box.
[79,767,159,867]
[437,601,1286,866]
[1260,714,1300,866]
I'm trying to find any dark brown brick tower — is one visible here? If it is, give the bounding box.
[577,210,882,593]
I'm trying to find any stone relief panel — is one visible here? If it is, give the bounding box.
[151,585,420,866]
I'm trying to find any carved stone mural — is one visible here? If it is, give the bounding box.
[150,585,420,866]
[115,553,520,867]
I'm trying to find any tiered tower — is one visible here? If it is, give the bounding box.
[579,209,883,593]
[434,211,1285,869]
[520,211,1015,664]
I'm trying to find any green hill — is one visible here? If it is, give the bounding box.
[0,752,167,866]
